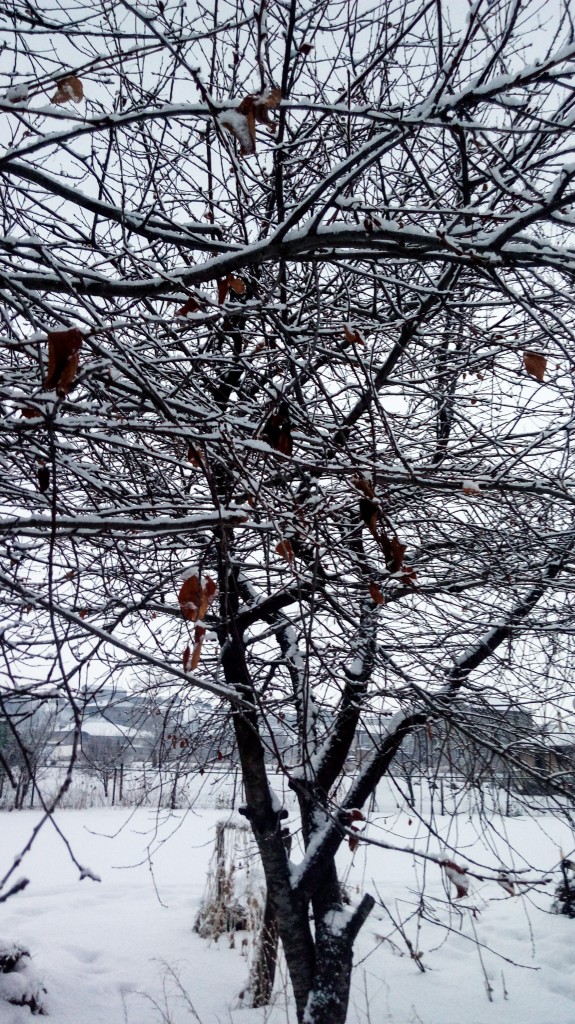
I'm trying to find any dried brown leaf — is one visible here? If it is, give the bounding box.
[190,643,203,671]
[44,328,83,395]
[197,576,217,620]
[187,444,203,467]
[389,536,407,573]
[369,581,384,605]
[190,624,206,670]
[21,405,42,419]
[52,75,84,104]
[227,273,246,295]
[234,95,257,154]
[524,351,546,382]
[178,574,201,622]
[185,639,201,672]
[259,86,282,109]
[254,87,282,125]
[177,297,201,318]
[217,278,229,304]
[276,539,294,563]
[352,476,375,500]
[183,644,192,672]
[222,90,280,154]
[462,480,481,495]
[443,860,469,899]
[343,324,364,346]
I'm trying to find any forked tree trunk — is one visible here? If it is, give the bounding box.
[257,890,374,1024]
[222,578,375,1024]
[301,896,375,1024]
[304,937,357,1024]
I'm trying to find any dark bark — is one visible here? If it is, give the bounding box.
[303,896,375,1024]
[219,583,375,1024]
[219,594,316,1020]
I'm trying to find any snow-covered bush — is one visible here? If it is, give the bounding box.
[194,821,264,943]
[0,942,46,1016]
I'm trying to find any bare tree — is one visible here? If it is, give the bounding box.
[2,1,575,1020]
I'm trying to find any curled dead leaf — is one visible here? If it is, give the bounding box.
[178,574,201,622]
[227,273,246,295]
[254,87,281,125]
[369,581,385,605]
[389,536,407,571]
[221,96,256,155]
[217,274,246,305]
[220,88,281,155]
[51,75,84,104]
[376,531,417,585]
[178,574,217,623]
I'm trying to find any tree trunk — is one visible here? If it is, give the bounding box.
[303,895,375,1024]
[303,931,355,1024]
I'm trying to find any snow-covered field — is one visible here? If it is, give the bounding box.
[1,776,575,1024]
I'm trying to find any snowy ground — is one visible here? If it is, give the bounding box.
[1,775,575,1024]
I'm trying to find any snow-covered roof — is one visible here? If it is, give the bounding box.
[81,720,138,739]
